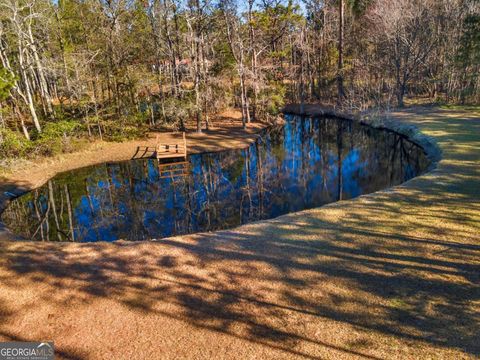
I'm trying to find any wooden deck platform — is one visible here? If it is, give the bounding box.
[132,132,188,161]
[155,132,187,160]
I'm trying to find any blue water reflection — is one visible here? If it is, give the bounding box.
[2,115,429,242]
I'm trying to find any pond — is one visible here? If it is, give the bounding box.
[2,115,430,242]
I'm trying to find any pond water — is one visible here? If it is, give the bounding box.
[2,115,429,242]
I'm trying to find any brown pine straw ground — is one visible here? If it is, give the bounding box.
[0,106,478,359]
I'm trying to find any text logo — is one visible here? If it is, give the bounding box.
[0,342,54,360]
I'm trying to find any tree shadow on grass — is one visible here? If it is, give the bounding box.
[0,108,478,359]
[0,201,478,359]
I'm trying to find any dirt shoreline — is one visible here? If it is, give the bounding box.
[0,105,478,359]
[0,121,267,233]
[0,105,441,240]
[0,105,439,241]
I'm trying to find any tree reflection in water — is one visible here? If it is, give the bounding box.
[2,115,429,242]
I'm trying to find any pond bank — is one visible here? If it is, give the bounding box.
[3,114,429,242]
[283,103,442,168]
[0,105,478,359]
[0,119,267,238]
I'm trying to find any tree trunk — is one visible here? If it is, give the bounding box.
[17,42,42,132]
[397,83,406,107]
[337,0,345,101]
[28,24,54,117]
[248,0,257,121]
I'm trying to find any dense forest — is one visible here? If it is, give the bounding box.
[0,0,479,158]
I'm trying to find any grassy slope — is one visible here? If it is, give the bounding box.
[0,106,478,359]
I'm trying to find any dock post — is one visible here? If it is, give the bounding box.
[183,132,187,159]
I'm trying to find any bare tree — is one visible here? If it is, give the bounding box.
[337,0,345,100]
[369,0,438,106]
[221,0,251,128]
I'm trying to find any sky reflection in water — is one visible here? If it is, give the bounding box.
[2,115,429,242]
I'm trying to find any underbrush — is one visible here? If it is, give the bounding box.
[0,116,148,161]
[0,121,88,159]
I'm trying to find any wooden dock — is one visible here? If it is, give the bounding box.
[131,132,189,176]
[156,132,187,160]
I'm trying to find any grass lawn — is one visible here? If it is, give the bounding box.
[0,106,478,359]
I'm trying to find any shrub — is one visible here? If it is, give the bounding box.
[31,120,82,156]
[0,128,31,157]
[257,82,286,121]
[160,96,196,129]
